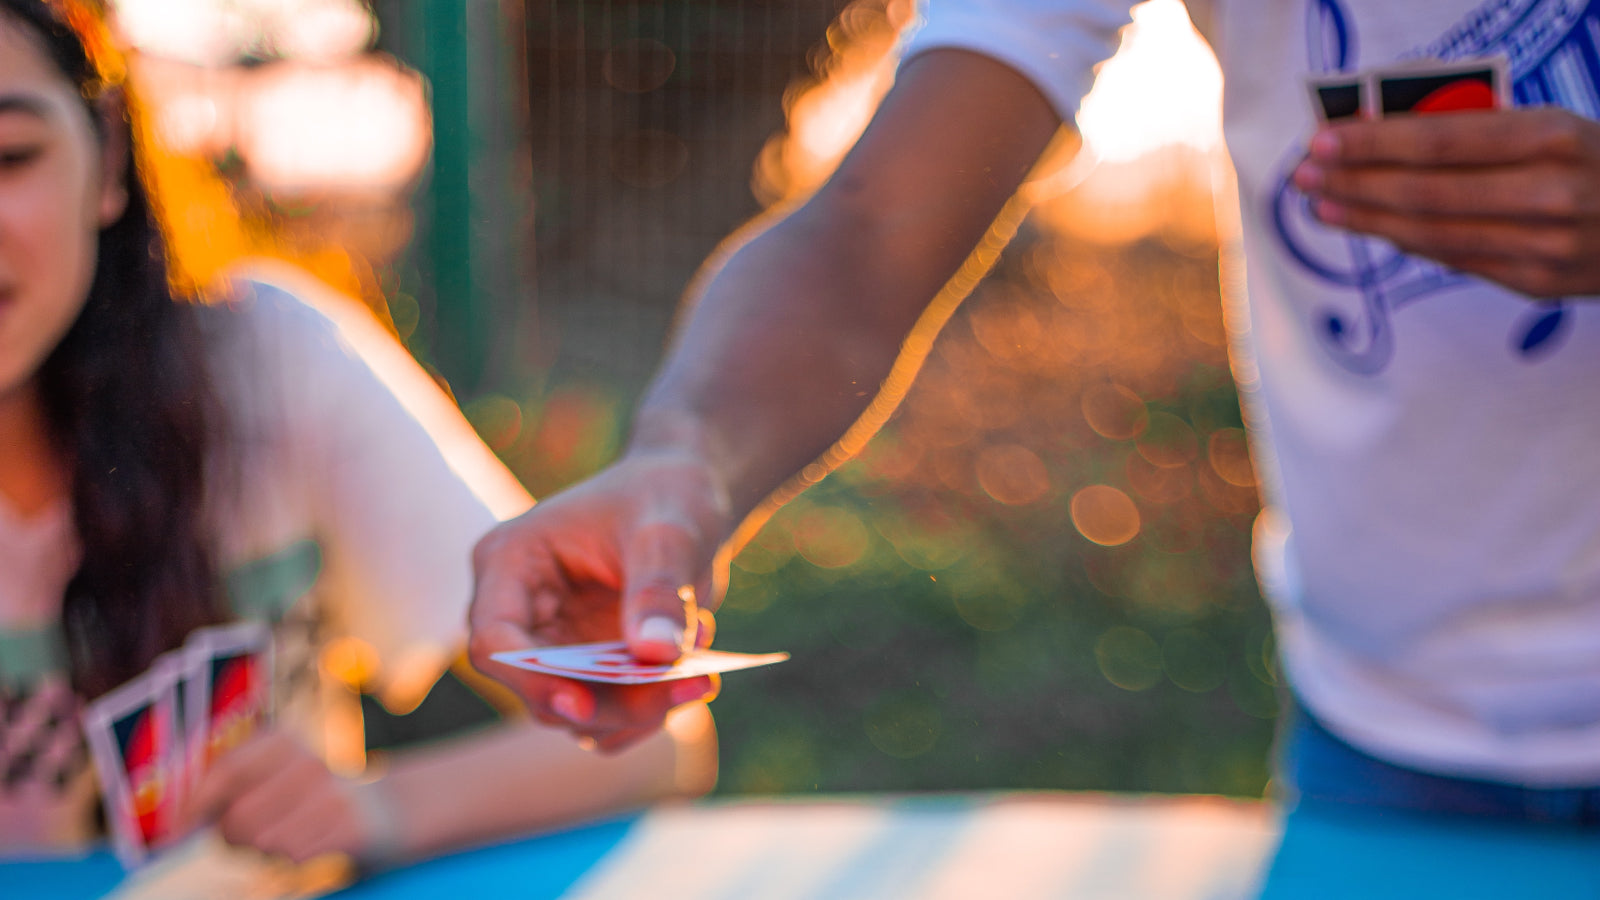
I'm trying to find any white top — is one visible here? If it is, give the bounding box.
[909,0,1600,786]
[198,262,530,706]
[0,262,531,849]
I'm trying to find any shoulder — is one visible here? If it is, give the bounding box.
[199,263,365,368]
[204,259,533,520]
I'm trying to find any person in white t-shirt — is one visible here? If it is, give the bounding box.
[0,0,714,867]
[467,0,1600,819]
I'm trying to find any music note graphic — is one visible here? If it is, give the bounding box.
[1272,0,1584,375]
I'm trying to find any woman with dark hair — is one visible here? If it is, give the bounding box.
[0,0,715,867]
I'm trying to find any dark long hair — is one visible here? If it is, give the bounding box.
[3,0,227,698]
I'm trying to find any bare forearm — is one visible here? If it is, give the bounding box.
[377,704,716,861]
[628,49,1062,524]
[631,205,935,518]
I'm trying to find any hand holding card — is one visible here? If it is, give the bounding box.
[83,622,275,870]
[1294,98,1600,299]
[467,447,740,752]
[486,640,780,753]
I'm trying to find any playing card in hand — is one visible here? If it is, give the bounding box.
[1303,55,1509,124]
[1373,56,1509,116]
[82,622,275,870]
[82,665,183,869]
[491,641,789,684]
[186,623,273,771]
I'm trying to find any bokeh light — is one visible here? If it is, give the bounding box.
[1071,486,1142,547]
[237,58,429,195]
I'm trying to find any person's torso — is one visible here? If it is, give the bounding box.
[1209,0,1600,779]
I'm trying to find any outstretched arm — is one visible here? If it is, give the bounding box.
[637,48,1063,518]
[469,48,1064,749]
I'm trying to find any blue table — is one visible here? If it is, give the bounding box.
[7,794,1600,898]
[334,817,632,899]
[1259,800,1600,899]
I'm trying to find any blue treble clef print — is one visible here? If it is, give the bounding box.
[1272,0,1589,375]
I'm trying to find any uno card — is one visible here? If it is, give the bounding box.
[491,641,789,685]
[83,664,182,869]
[185,623,273,770]
[168,646,209,799]
[1373,56,1509,116]
[1306,74,1368,122]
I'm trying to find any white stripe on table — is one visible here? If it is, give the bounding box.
[565,794,1275,900]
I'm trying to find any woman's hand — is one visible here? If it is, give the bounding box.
[182,729,395,866]
[1293,107,1600,298]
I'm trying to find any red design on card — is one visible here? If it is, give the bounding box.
[1415,79,1496,112]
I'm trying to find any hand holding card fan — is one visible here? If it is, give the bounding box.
[1296,56,1600,299]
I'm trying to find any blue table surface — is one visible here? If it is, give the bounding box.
[6,799,1599,899]
[1259,800,1600,899]
[1,816,635,900]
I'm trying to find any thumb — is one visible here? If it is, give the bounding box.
[468,619,540,667]
[621,518,705,664]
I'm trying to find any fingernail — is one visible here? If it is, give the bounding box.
[638,616,686,653]
[1293,162,1324,192]
[669,679,707,706]
[551,690,591,725]
[1309,131,1341,161]
[1313,199,1347,225]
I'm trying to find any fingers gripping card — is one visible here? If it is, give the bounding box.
[491,641,789,684]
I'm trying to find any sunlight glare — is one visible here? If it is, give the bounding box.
[1075,0,1222,164]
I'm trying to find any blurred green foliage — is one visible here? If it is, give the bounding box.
[704,232,1278,798]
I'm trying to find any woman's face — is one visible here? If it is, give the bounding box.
[0,15,126,400]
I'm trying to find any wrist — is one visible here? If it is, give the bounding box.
[349,774,406,873]
[625,406,718,461]
[624,411,736,521]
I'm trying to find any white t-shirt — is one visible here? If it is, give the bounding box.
[909,0,1600,786]
[0,263,531,850]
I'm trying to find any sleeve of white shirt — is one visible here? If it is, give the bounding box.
[902,0,1138,122]
[231,263,532,713]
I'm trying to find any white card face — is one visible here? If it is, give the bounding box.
[491,641,789,684]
